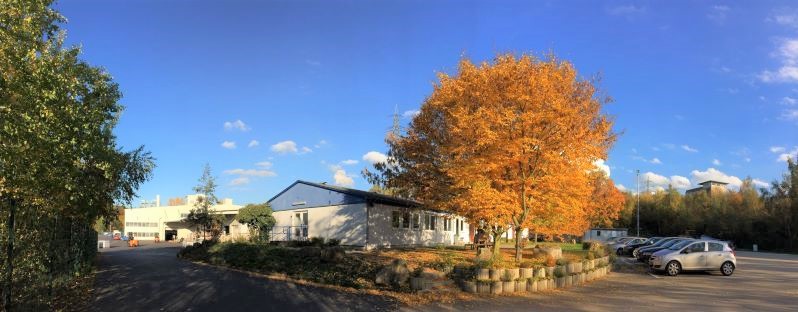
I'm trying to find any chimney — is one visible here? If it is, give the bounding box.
[156,195,161,207]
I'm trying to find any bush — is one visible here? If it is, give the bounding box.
[555,258,567,266]
[545,255,556,267]
[586,252,595,260]
[326,238,341,246]
[520,261,535,268]
[553,267,565,278]
[309,236,326,247]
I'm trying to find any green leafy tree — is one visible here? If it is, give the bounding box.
[185,164,224,241]
[237,203,276,242]
[0,0,153,308]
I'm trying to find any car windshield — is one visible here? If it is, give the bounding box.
[669,240,694,250]
[659,239,684,248]
[650,238,675,247]
[644,237,661,244]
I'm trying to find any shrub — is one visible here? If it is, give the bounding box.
[326,238,341,246]
[520,261,535,268]
[586,251,595,260]
[502,269,513,282]
[309,236,326,247]
[553,267,565,278]
[545,255,556,267]
[555,258,567,266]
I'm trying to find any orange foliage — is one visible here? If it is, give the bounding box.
[585,171,626,228]
[412,53,616,258]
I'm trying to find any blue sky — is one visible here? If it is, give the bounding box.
[56,0,798,206]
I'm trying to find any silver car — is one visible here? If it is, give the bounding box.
[649,240,736,276]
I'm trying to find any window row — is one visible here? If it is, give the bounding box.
[125,222,159,228]
[391,211,464,233]
[127,232,159,238]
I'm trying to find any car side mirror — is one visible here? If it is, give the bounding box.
[681,249,690,254]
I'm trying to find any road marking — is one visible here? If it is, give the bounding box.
[647,272,662,279]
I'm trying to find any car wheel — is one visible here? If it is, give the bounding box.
[616,248,623,256]
[666,261,681,276]
[721,261,735,276]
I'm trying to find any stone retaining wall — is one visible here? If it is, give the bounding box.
[410,256,613,294]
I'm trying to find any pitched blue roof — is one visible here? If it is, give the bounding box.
[267,180,422,211]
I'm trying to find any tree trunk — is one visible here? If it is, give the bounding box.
[4,198,16,310]
[491,228,504,259]
[514,226,523,262]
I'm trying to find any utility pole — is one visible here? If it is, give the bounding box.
[636,170,640,237]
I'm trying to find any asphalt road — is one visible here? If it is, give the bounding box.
[91,239,395,312]
[93,239,797,312]
[411,251,798,312]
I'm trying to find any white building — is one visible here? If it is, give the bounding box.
[124,194,249,241]
[582,228,628,242]
[268,181,472,249]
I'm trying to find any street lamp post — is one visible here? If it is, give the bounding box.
[636,169,640,237]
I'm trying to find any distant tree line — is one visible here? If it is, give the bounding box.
[615,160,798,252]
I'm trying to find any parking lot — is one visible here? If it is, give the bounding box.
[413,251,798,311]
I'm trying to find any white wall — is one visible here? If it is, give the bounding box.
[270,203,472,248]
[124,201,243,241]
[271,203,368,246]
[366,203,470,248]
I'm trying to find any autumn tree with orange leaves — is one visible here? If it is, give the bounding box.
[366,53,617,261]
[585,171,626,228]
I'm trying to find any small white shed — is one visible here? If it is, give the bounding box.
[582,228,628,242]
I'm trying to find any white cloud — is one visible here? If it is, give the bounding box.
[670,175,692,189]
[300,146,313,154]
[641,172,671,187]
[770,10,798,28]
[271,140,298,154]
[752,179,770,188]
[770,146,786,153]
[402,110,420,118]
[340,159,359,165]
[650,158,662,165]
[638,172,692,190]
[363,151,388,165]
[255,161,272,169]
[224,168,277,177]
[712,159,722,166]
[782,109,798,121]
[615,184,627,192]
[593,159,611,177]
[333,169,354,187]
[782,97,797,105]
[223,120,250,131]
[690,168,743,188]
[707,5,730,23]
[230,177,250,186]
[248,140,259,148]
[681,145,699,153]
[221,141,236,149]
[314,140,328,149]
[759,39,798,83]
[777,147,798,162]
[606,5,645,16]
[305,59,321,66]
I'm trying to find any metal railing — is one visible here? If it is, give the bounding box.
[268,225,308,242]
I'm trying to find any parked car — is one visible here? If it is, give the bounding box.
[634,237,681,258]
[610,237,647,255]
[637,237,691,262]
[113,233,121,240]
[623,237,663,256]
[649,240,736,276]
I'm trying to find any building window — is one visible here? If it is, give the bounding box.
[125,222,159,228]
[412,213,420,229]
[392,211,401,228]
[596,230,602,237]
[443,217,452,231]
[424,214,437,231]
[402,212,410,229]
